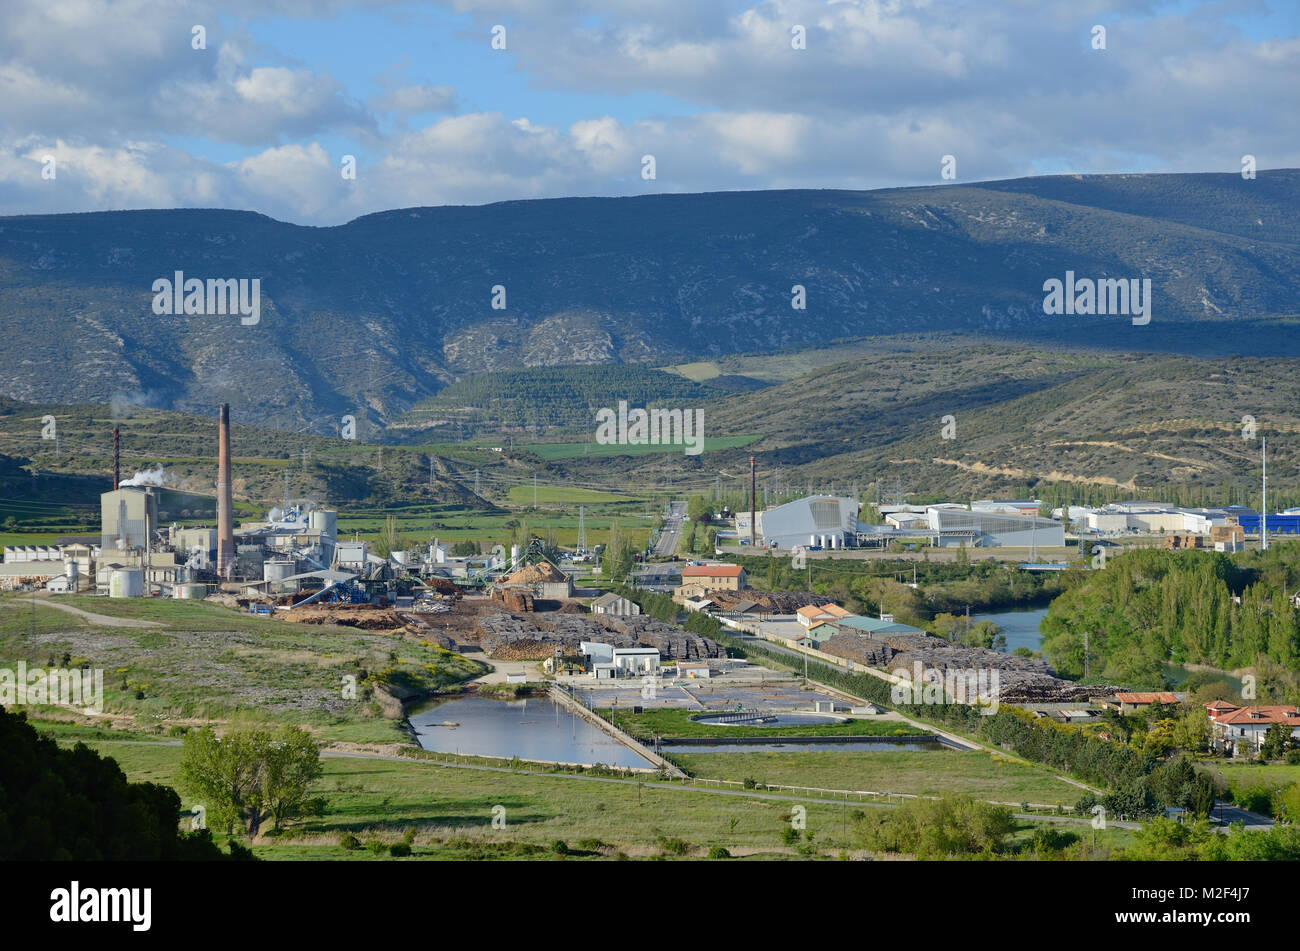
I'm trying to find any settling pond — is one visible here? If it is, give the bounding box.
[408,694,655,769]
[409,694,944,766]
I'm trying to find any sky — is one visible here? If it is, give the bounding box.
[0,0,1296,225]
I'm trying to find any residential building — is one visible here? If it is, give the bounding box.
[796,602,853,628]
[1206,703,1300,754]
[675,563,748,600]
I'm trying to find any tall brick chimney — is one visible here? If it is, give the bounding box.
[112,426,120,490]
[217,404,234,580]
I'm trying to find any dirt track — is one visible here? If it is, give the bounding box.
[11,595,163,628]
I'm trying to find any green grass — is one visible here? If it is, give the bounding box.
[526,435,758,461]
[672,750,1086,806]
[505,485,637,505]
[334,506,654,551]
[64,741,870,858]
[0,593,487,743]
[0,531,68,546]
[1212,762,1300,800]
[603,707,928,740]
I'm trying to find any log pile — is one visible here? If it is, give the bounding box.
[819,631,1113,703]
[471,609,725,661]
[708,589,834,614]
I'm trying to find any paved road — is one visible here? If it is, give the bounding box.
[653,500,687,557]
[1210,803,1275,829]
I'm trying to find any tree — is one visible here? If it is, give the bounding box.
[603,521,634,582]
[180,725,322,837]
[1261,722,1295,761]
[0,708,233,860]
[1170,708,1210,752]
[374,515,408,558]
[686,495,712,525]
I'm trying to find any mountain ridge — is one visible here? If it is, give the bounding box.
[1,170,1297,430]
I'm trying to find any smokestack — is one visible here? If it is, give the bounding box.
[750,455,757,547]
[217,404,234,580]
[113,426,120,490]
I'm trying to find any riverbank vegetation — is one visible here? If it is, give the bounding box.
[1041,544,1300,692]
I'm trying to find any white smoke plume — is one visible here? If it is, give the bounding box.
[119,464,172,488]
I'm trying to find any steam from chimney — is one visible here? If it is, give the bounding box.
[217,404,234,581]
[119,464,171,488]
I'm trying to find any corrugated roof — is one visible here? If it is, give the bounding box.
[681,564,744,578]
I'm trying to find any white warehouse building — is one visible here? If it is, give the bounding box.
[926,507,1065,548]
[736,495,861,549]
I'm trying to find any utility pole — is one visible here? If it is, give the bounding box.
[750,456,757,548]
[1084,631,1090,680]
[473,469,480,498]
[578,505,587,554]
[533,473,538,507]
[1262,437,1268,551]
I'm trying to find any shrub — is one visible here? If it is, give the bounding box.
[550,839,569,855]
[339,833,361,851]
[389,843,411,857]
[657,836,690,856]
[707,846,731,859]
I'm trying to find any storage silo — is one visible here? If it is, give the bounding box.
[175,583,208,599]
[309,509,337,539]
[263,559,296,584]
[109,568,145,598]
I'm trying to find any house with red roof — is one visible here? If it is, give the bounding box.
[1102,692,1182,713]
[1206,702,1300,755]
[674,563,748,600]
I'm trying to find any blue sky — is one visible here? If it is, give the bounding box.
[1,0,1296,224]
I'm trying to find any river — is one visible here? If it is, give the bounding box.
[971,606,1048,653]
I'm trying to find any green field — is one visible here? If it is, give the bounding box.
[526,435,758,461]
[671,750,1086,806]
[504,485,637,505]
[334,506,654,551]
[0,594,486,744]
[65,741,878,858]
[61,739,1125,859]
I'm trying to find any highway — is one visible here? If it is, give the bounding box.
[654,500,687,557]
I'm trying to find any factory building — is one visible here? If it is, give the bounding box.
[924,507,1065,548]
[970,500,1042,517]
[100,487,158,553]
[734,495,862,549]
